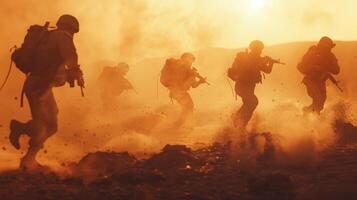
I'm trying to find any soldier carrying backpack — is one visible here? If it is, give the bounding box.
[98,62,134,111]
[228,40,284,130]
[160,53,208,125]
[9,15,84,171]
[297,36,341,114]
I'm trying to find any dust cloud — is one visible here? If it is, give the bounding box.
[0,1,357,172]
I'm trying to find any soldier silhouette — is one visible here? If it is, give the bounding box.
[228,40,284,129]
[9,15,84,171]
[98,62,134,111]
[160,53,208,125]
[298,36,340,114]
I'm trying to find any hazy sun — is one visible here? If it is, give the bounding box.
[250,0,266,10]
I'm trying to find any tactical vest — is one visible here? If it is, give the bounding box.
[228,52,262,84]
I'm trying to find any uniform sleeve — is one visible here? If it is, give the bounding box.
[183,69,198,88]
[260,57,273,74]
[57,31,79,70]
[123,79,134,90]
[328,54,340,75]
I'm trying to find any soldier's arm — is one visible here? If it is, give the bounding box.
[57,31,85,88]
[57,31,79,70]
[328,54,340,75]
[260,57,273,74]
[191,79,200,88]
[183,75,198,89]
[188,69,205,88]
[123,79,134,90]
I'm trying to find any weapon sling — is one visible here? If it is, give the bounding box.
[0,46,17,91]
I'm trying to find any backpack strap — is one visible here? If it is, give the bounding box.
[20,74,30,107]
[0,56,14,91]
[20,82,25,107]
[0,46,18,91]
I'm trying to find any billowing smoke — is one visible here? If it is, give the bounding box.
[0,1,357,172]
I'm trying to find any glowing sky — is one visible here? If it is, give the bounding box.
[90,0,357,53]
[1,0,356,60]
[202,0,357,47]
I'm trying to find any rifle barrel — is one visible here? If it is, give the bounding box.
[267,57,285,65]
[80,87,84,97]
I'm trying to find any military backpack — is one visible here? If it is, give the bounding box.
[11,22,50,74]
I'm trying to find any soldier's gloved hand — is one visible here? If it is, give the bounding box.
[263,56,272,63]
[76,68,85,87]
[264,56,271,60]
[77,76,85,88]
[198,77,207,84]
[67,68,84,87]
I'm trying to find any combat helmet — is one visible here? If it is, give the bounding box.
[318,36,336,49]
[56,14,79,33]
[181,52,196,62]
[117,62,129,75]
[249,40,265,51]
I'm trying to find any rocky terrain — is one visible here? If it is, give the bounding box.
[0,120,356,200]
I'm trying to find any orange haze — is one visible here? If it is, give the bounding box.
[1,0,357,170]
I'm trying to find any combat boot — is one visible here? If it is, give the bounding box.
[20,157,48,173]
[9,120,25,150]
[303,105,313,113]
[303,105,321,115]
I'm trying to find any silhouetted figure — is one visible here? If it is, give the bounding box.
[160,53,207,125]
[298,36,340,114]
[9,15,84,171]
[228,40,284,129]
[98,63,133,110]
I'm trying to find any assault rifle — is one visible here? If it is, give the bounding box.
[327,73,343,92]
[192,67,210,85]
[265,56,286,65]
[68,67,85,97]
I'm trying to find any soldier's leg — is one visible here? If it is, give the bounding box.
[9,79,39,149]
[236,94,258,128]
[179,92,194,125]
[170,90,194,124]
[21,87,58,169]
[234,84,258,128]
[305,81,326,114]
[304,80,315,112]
[179,92,194,117]
[313,82,327,114]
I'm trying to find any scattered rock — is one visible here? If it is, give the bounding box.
[71,151,136,182]
[142,145,196,171]
[335,120,357,143]
[2,127,357,200]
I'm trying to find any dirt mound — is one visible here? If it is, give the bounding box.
[0,137,296,200]
[70,151,137,182]
[334,120,357,144]
[142,145,197,171]
[2,123,357,199]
